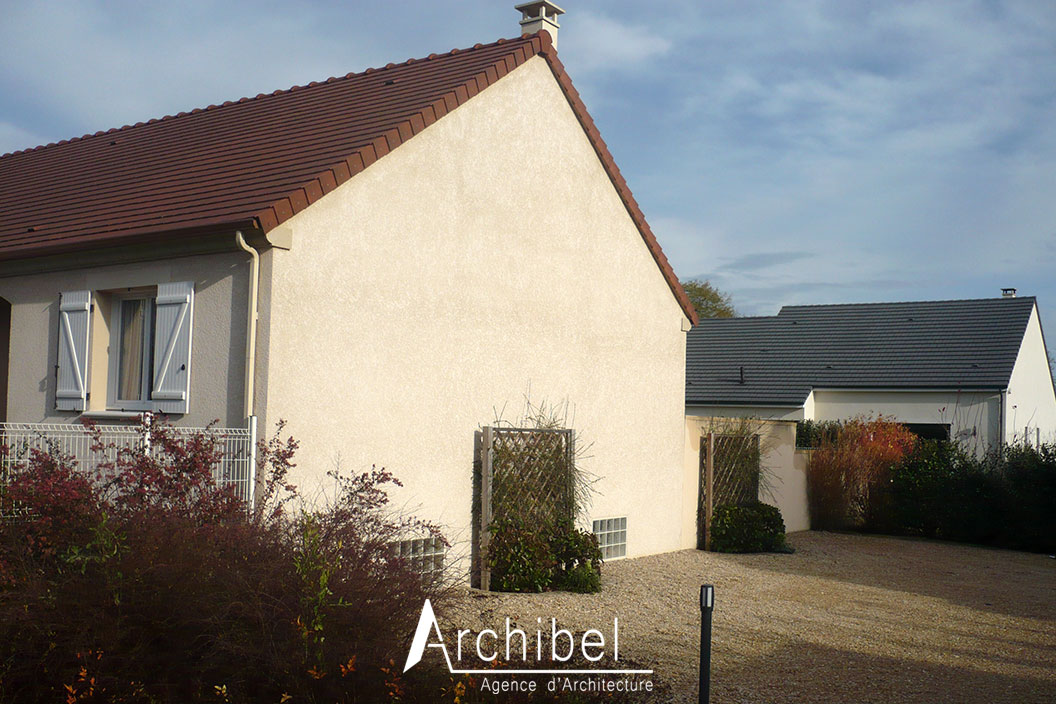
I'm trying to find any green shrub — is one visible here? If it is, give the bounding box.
[487,519,602,593]
[710,502,790,553]
[558,563,602,593]
[487,518,555,592]
[886,440,1056,552]
[551,523,602,593]
[1002,444,1056,552]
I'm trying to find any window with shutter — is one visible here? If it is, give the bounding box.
[151,281,194,415]
[106,293,156,410]
[56,290,92,411]
[98,282,194,415]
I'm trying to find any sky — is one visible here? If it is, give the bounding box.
[2,0,1054,332]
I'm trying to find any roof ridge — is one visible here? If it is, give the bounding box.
[780,296,1036,311]
[692,315,781,322]
[0,34,534,160]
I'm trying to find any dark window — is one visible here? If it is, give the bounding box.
[903,423,950,441]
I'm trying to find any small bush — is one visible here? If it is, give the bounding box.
[487,518,602,593]
[795,420,842,449]
[710,502,789,553]
[487,517,555,592]
[551,522,602,592]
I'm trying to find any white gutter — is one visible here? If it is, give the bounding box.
[235,231,259,419]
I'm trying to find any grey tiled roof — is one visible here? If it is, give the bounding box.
[686,297,1038,406]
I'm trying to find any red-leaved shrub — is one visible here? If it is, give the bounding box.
[0,417,451,703]
[807,416,916,530]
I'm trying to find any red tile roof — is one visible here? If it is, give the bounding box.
[0,33,697,323]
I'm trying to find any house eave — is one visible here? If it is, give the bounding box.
[0,220,267,278]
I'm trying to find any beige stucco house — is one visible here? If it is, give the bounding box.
[0,20,698,569]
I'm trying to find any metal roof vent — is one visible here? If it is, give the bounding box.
[516,1,564,48]
[1001,287,1017,298]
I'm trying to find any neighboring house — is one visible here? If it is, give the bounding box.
[686,295,1056,453]
[0,13,698,568]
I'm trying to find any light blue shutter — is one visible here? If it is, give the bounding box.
[56,290,91,411]
[152,281,194,414]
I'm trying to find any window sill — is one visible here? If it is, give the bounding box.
[80,410,147,420]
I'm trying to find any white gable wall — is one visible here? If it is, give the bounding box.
[263,56,690,565]
[1005,304,1056,444]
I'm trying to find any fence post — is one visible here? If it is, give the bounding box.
[480,426,493,591]
[705,432,714,552]
[247,414,258,512]
[142,411,153,457]
[566,428,576,523]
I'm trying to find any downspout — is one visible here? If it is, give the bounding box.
[236,230,260,510]
[235,231,259,419]
[998,389,1006,456]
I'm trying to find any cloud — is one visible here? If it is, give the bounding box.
[718,251,815,273]
[560,10,672,72]
[0,122,52,156]
[0,0,1053,333]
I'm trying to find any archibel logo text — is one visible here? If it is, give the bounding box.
[403,599,652,675]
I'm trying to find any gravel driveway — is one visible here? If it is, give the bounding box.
[446,532,1056,703]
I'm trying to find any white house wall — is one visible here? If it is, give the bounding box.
[263,56,689,563]
[685,405,805,421]
[812,389,1002,455]
[0,252,251,428]
[1005,304,1056,444]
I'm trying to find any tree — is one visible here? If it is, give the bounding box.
[680,279,737,319]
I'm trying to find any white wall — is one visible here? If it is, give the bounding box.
[685,405,805,421]
[812,389,1002,455]
[1005,304,1056,445]
[263,56,689,567]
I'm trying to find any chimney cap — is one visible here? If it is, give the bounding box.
[1001,287,1017,298]
[516,1,565,47]
[515,1,565,19]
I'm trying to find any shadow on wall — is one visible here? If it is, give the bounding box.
[753,531,1054,621]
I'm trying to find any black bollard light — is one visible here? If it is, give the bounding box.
[699,584,714,704]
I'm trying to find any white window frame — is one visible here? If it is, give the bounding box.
[106,289,157,412]
[592,516,628,560]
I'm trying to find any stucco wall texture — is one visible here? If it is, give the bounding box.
[0,252,251,428]
[263,56,690,562]
[1005,305,1056,444]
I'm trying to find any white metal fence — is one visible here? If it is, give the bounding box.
[0,422,256,514]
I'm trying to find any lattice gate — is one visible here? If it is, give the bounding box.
[473,426,575,589]
[698,432,761,550]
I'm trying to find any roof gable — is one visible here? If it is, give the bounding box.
[0,33,696,323]
[686,297,1038,405]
